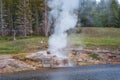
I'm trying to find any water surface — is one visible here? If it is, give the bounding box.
[1,64,120,80]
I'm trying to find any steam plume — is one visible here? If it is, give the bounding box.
[48,0,79,57]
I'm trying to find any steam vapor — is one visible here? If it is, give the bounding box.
[47,0,79,57]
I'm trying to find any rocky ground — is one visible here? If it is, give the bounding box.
[0,55,35,74]
[0,48,120,74]
[69,49,120,65]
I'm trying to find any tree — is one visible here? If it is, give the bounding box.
[78,0,97,27]
[4,0,16,35]
[0,0,5,36]
[30,0,45,35]
[44,0,49,36]
[109,0,120,27]
[16,0,33,37]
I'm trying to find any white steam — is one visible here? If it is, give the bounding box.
[48,0,79,57]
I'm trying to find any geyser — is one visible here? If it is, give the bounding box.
[47,0,79,59]
[28,0,79,67]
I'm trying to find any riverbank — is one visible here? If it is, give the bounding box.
[0,48,120,74]
[0,27,120,74]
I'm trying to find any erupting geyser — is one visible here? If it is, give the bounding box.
[47,0,79,66]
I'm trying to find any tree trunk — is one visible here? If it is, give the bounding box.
[23,0,27,37]
[0,0,4,37]
[35,8,39,35]
[44,0,48,36]
[13,30,16,40]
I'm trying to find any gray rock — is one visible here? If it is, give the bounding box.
[26,51,47,61]
[0,55,12,60]
[0,55,34,74]
[26,51,69,67]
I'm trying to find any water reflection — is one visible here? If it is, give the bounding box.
[1,65,120,80]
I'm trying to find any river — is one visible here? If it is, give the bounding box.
[1,64,120,80]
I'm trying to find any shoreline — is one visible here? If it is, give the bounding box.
[0,49,120,74]
[1,63,120,75]
[0,64,119,77]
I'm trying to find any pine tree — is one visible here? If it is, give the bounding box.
[30,0,44,35]
[0,0,5,36]
[16,0,33,37]
[109,0,120,27]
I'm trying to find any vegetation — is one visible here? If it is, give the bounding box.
[0,27,120,54]
[0,36,48,54]
[69,27,120,50]
[0,0,120,54]
[90,53,99,60]
[0,0,47,37]
[78,0,120,27]
[0,0,120,38]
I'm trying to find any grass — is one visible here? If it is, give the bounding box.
[0,36,48,54]
[0,27,120,54]
[69,27,120,50]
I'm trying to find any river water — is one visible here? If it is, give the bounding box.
[1,64,120,80]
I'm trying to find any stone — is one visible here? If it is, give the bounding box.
[0,55,12,60]
[26,51,69,67]
[0,55,34,74]
[26,51,47,61]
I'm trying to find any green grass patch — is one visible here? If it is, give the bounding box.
[0,27,120,54]
[69,27,120,50]
[0,36,48,54]
[90,53,99,60]
[83,37,120,45]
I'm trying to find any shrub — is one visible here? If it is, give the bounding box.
[90,53,99,60]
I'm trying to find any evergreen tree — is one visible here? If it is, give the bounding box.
[0,0,5,36]
[110,0,120,27]
[16,0,33,37]
[30,0,44,35]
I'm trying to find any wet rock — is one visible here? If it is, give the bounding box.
[0,55,12,60]
[0,55,34,74]
[26,51,53,67]
[26,51,47,61]
[26,51,69,67]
